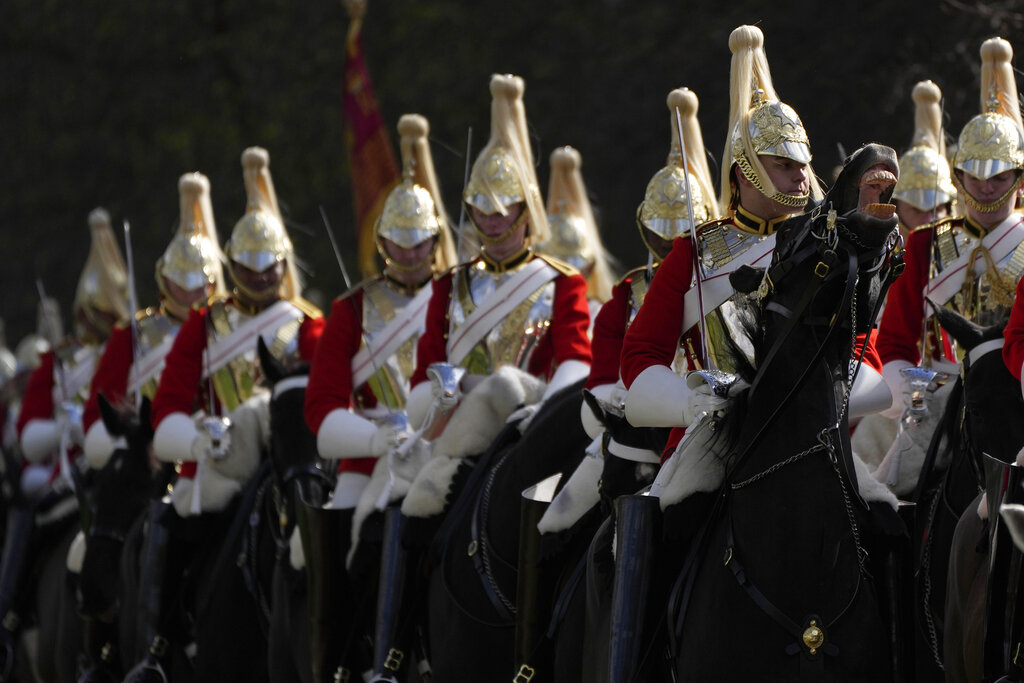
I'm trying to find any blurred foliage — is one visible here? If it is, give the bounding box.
[1,0,1023,346]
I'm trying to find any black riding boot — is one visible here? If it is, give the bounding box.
[76,616,119,683]
[0,504,34,682]
[122,500,172,683]
[607,494,661,683]
[371,506,415,682]
[296,498,354,683]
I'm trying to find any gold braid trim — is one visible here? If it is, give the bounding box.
[951,170,1024,213]
[734,149,809,209]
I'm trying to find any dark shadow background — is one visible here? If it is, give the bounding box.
[2,0,1022,346]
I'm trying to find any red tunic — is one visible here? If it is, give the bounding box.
[1003,276,1024,379]
[304,291,390,476]
[621,235,883,459]
[876,227,953,366]
[152,300,323,428]
[83,323,133,431]
[586,278,631,390]
[410,259,592,387]
[17,351,57,438]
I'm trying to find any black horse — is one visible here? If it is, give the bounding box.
[651,144,905,681]
[420,378,591,681]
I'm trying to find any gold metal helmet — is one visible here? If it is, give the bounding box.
[376,114,457,274]
[157,172,226,299]
[893,81,957,211]
[14,334,49,376]
[226,147,302,300]
[953,38,1024,211]
[540,146,613,303]
[463,74,549,246]
[74,208,130,339]
[720,25,823,212]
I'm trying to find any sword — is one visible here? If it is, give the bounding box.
[919,96,946,368]
[122,220,142,409]
[456,126,473,263]
[674,106,710,370]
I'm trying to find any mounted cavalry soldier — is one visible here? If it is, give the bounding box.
[84,172,226,468]
[123,147,324,681]
[538,86,719,542]
[0,208,129,679]
[366,73,592,681]
[300,113,456,683]
[75,172,225,681]
[622,24,891,460]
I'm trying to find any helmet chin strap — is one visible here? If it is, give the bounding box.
[734,153,810,209]
[952,170,1024,214]
[469,205,530,245]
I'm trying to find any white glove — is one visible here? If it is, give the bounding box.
[191,416,232,461]
[506,403,541,433]
[56,402,85,447]
[682,380,730,425]
[20,464,52,498]
[370,423,403,457]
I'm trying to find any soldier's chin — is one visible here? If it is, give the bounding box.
[862,202,896,220]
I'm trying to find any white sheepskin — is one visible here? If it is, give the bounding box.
[289,526,304,570]
[870,378,954,497]
[171,391,270,516]
[537,438,603,534]
[66,530,86,573]
[652,417,727,509]
[850,414,898,471]
[400,366,546,519]
[852,450,898,510]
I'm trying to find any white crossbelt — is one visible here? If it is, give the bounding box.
[128,334,176,395]
[351,284,432,389]
[203,300,306,377]
[926,215,1024,306]
[446,259,558,366]
[681,237,775,334]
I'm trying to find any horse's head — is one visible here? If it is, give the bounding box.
[257,337,327,503]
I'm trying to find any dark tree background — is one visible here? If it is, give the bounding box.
[2,0,1022,347]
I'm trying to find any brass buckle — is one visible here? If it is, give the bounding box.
[813,261,830,279]
[467,539,478,556]
[150,635,169,657]
[513,664,536,682]
[384,647,404,671]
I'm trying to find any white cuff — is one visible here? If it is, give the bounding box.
[21,419,59,463]
[625,365,689,428]
[316,409,377,460]
[407,381,434,431]
[849,364,893,419]
[880,360,914,419]
[543,359,590,401]
[153,412,199,463]
[84,420,125,469]
[580,382,622,440]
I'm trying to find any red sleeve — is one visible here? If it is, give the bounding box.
[542,271,593,374]
[83,324,133,431]
[17,351,56,437]
[299,314,325,363]
[410,274,453,387]
[151,308,207,429]
[1004,276,1024,380]
[304,296,362,433]
[877,229,931,366]
[854,332,883,372]
[620,237,693,388]
[586,280,630,389]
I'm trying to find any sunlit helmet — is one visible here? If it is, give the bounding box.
[74,208,130,340]
[157,172,226,302]
[892,81,957,211]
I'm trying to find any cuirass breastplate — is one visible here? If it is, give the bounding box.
[55,343,100,404]
[931,221,1024,326]
[360,279,419,409]
[207,300,302,411]
[695,223,770,371]
[449,262,556,375]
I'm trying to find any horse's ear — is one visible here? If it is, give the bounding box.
[98,393,124,437]
[258,336,286,385]
[139,395,152,432]
[929,299,992,350]
[582,389,607,426]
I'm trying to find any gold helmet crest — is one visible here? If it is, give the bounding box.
[721,25,822,212]
[953,38,1024,212]
[639,87,720,257]
[893,81,956,211]
[74,208,130,340]
[157,172,226,299]
[540,146,613,303]
[226,147,301,300]
[376,114,457,274]
[463,74,549,246]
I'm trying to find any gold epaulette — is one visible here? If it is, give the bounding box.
[291,296,323,319]
[205,291,232,308]
[133,306,160,323]
[616,263,657,287]
[535,253,579,277]
[912,215,960,234]
[694,216,735,238]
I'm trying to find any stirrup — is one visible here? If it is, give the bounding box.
[122,637,169,683]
